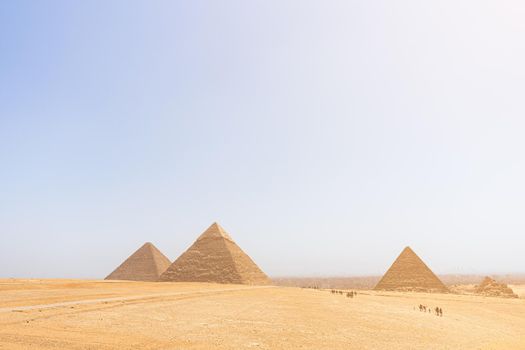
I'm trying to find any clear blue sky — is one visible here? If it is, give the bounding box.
[1,1,524,278]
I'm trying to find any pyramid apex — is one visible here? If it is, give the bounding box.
[140,242,156,250]
[197,222,233,241]
[400,246,418,256]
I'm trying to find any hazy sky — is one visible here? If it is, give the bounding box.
[1,1,524,279]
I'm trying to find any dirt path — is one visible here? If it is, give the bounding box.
[0,285,274,313]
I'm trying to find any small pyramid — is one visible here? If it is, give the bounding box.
[159,222,270,285]
[475,276,518,298]
[374,246,448,293]
[105,242,171,282]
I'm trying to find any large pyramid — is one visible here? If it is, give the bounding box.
[374,246,448,293]
[159,222,270,285]
[105,242,171,282]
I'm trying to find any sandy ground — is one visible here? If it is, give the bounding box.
[0,280,524,349]
[509,285,525,298]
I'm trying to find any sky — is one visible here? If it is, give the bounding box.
[1,0,524,279]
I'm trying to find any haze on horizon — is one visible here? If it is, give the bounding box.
[1,0,524,279]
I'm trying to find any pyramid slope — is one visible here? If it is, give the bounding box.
[105,242,171,282]
[374,247,448,293]
[160,223,270,285]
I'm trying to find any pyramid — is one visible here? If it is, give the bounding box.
[105,242,171,282]
[374,246,448,293]
[475,277,518,298]
[159,222,270,285]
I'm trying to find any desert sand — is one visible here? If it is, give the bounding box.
[1,279,524,349]
[510,285,525,298]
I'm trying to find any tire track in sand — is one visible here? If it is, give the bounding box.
[0,285,274,314]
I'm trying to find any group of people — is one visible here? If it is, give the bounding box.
[418,304,443,316]
[330,289,358,298]
[346,291,357,298]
